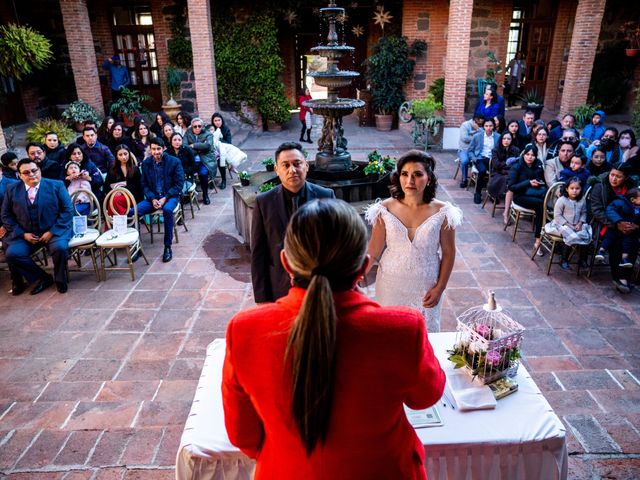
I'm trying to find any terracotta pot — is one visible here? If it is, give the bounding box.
[375,114,393,132]
[625,49,639,57]
[122,113,138,127]
[267,122,282,132]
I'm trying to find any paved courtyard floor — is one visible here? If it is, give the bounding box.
[1,115,639,479]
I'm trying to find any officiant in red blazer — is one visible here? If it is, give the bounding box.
[224,198,445,479]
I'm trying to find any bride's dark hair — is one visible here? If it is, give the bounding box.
[389,149,438,203]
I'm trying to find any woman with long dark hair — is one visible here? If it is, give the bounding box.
[64,143,104,201]
[210,112,232,189]
[366,150,462,332]
[222,198,445,478]
[488,131,520,210]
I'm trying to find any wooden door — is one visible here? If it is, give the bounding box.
[524,24,553,96]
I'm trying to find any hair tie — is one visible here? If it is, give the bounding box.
[312,266,328,277]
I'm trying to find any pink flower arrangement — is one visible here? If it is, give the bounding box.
[475,323,492,339]
[485,350,502,366]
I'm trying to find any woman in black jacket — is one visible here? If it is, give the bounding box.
[107,122,131,156]
[104,144,144,204]
[168,132,196,194]
[508,144,547,253]
[487,131,520,201]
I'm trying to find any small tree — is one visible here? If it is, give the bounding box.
[632,87,640,139]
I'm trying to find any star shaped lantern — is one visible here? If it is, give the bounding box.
[373,5,393,31]
[352,25,364,37]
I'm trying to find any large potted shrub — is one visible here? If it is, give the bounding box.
[365,36,415,131]
[61,100,100,131]
[109,87,151,126]
[409,94,444,150]
[519,88,544,120]
[162,66,182,121]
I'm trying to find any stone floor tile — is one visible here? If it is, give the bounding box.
[129,333,185,361]
[115,360,172,381]
[153,426,183,466]
[521,328,571,356]
[95,381,160,402]
[153,380,198,402]
[607,370,640,390]
[124,469,175,480]
[15,429,70,468]
[93,467,126,480]
[134,273,180,291]
[120,427,164,465]
[87,429,133,466]
[589,390,640,415]
[553,370,623,391]
[166,358,205,380]
[578,355,633,370]
[61,471,94,480]
[566,456,593,480]
[172,272,212,291]
[134,401,191,427]
[5,472,65,479]
[82,332,140,360]
[0,382,45,402]
[37,382,103,402]
[106,310,157,332]
[593,413,640,452]
[0,429,40,469]
[589,458,640,480]
[178,332,218,358]
[63,359,122,381]
[53,430,101,466]
[149,309,196,332]
[192,309,237,332]
[161,289,205,309]
[529,372,563,392]
[598,327,640,356]
[544,391,603,415]
[201,289,247,309]
[556,328,617,356]
[59,310,114,332]
[1,401,76,429]
[121,291,168,310]
[64,401,140,430]
[526,355,582,372]
[564,414,621,453]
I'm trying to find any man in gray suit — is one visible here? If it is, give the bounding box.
[1,159,73,295]
[251,142,335,303]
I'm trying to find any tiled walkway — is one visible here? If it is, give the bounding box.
[1,115,638,479]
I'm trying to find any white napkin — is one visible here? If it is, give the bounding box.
[446,369,497,411]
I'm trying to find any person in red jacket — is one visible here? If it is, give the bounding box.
[222,198,445,479]
[298,87,313,144]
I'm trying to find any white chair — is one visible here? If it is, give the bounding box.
[68,189,102,282]
[96,187,149,281]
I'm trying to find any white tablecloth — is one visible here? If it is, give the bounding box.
[176,333,567,480]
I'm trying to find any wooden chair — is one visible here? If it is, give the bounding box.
[530,182,581,275]
[481,159,506,218]
[96,187,149,281]
[453,157,460,180]
[141,198,188,244]
[181,182,200,219]
[68,189,102,282]
[503,194,537,242]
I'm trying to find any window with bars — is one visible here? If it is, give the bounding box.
[505,8,524,66]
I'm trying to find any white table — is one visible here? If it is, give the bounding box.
[176,333,567,480]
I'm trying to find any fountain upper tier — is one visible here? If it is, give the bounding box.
[308,70,360,89]
[311,45,354,59]
[302,98,364,117]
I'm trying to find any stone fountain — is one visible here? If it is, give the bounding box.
[304,2,364,171]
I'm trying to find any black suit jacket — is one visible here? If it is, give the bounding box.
[516,120,533,150]
[251,182,335,303]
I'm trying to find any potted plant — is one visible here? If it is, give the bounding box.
[408,94,444,150]
[109,87,151,126]
[572,104,597,130]
[519,88,544,120]
[258,181,276,193]
[260,90,292,131]
[262,157,275,172]
[162,66,182,121]
[26,118,76,145]
[61,100,100,131]
[363,152,386,179]
[620,21,640,57]
[239,170,251,186]
[365,36,415,131]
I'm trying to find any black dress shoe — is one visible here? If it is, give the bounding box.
[203,195,211,205]
[459,180,468,188]
[30,275,54,295]
[473,192,482,204]
[220,181,226,190]
[162,246,173,263]
[56,282,68,294]
[11,281,27,296]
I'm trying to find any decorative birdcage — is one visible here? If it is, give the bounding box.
[448,291,525,385]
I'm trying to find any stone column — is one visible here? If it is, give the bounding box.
[59,0,105,116]
[187,0,219,120]
[544,0,574,113]
[442,0,474,148]
[558,0,606,116]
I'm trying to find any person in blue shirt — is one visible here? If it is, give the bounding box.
[586,128,623,166]
[581,110,606,146]
[474,86,501,120]
[102,55,131,103]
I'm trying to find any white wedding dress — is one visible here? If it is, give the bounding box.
[365,201,463,332]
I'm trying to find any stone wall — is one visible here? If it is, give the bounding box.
[176,70,196,114]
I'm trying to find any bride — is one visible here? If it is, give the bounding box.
[365,150,463,332]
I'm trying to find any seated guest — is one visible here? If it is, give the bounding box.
[601,187,640,269]
[506,119,521,149]
[1,152,20,180]
[107,121,131,155]
[26,142,61,180]
[559,155,590,188]
[487,131,520,220]
[494,115,506,135]
[174,111,191,137]
[137,138,184,263]
[516,110,536,149]
[63,161,92,215]
[183,117,213,204]
[547,128,587,161]
[1,159,73,295]
[618,129,638,163]
[533,126,549,163]
[149,111,173,138]
[222,198,445,478]
[74,120,97,146]
[581,110,606,146]
[161,123,176,147]
[509,144,547,254]
[590,163,638,293]
[586,128,623,166]
[80,127,115,173]
[544,141,574,186]
[548,114,575,143]
[65,144,104,202]
[130,122,155,162]
[43,132,66,166]
[474,85,501,120]
[586,147,611,184]
[96,116,115,145]
[468,117,500,204]
[458,114,484,188]
[167,133,197,196]
[104,145,143,214]
[547,120,561,143]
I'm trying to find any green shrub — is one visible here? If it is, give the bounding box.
[62,100,100,125]
[632,87,640,139]
[26,118,76,145]
[0,24,52,80]
[573,104,597,130]
[258,181,276,193]
[428,78,444,105]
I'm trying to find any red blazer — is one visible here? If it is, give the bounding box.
[222,287,445,479]
[298,95,312,121]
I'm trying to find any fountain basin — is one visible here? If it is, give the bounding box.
[308,71,360,89]
[311,45,354,59]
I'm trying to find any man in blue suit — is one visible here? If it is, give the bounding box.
[468,118,500,204]
[251,142,335,302]
[138,137,184,263]
[0,165,19,243]
[1,159,73,295]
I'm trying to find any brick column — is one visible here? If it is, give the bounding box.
[558,0,606,116]
[60,0,105,116]
[544,0,575,113]
[187,0,219,120]
[443,0,474,127]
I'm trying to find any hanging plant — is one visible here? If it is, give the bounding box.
[0,24,52,80]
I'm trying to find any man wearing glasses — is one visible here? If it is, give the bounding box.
[183,117,214,203]
[1,159,73,295]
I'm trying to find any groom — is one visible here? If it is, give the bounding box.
[250,142,335,303]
